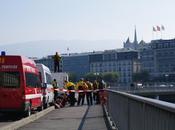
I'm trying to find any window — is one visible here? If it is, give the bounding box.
[25,72,41,88]
[0,72,20,88]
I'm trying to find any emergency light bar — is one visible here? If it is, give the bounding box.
[1,51,6,56]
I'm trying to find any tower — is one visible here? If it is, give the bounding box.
[123,26,139,50]
[133,26,139,49]
[134,27,138,44]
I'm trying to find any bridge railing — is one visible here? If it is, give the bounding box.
[106,89,175,130]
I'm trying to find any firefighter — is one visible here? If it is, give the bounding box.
[85,79,93,105]
[92,80,98,104]
[77,78,87,106]
[97,78,106,104]
[53,52,61,72]
[64,80,76,106]
[52,79,58,101]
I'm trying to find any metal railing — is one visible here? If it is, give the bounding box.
[106,89,175,130]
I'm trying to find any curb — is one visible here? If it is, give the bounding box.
[102,105,118,130]
[1,106,55,130]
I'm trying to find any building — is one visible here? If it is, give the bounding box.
[36,49,140,85]
[62,53,90,80]
[35,56,55,72]
[90,49,140,86]
[151,39,175,79]
[140,45,154,75]
[139,38,175,82]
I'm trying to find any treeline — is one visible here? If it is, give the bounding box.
[68,72,119,84]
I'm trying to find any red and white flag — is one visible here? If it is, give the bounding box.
[153,26,156,32]
[161,25,165,31]
[157,26,161,31]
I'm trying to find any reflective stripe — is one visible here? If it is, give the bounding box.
[25,94,42,99]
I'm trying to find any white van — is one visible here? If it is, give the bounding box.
[36,64,54,108]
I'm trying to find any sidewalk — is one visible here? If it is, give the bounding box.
[18,105,107,130]
[81,105,107,130]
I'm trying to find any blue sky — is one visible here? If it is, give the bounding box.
[0,0,175,48]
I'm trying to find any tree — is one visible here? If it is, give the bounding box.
[84,73,101,82]
[68,72,77,82]
[132,71,150,83]
[102,72,119,83]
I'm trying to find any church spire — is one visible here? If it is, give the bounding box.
[126,37,130,43]
[134,26,138,44]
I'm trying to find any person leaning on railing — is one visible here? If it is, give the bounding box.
[92,80,98,104]
[97,78,106,104]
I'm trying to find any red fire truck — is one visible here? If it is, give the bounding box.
[0,55,43,116]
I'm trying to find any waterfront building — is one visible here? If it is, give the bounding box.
[62,53,90,80]
[150,39,175,79]
[90,49,140,85]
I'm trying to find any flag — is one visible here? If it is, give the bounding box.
[161,25,165,30]
[157,26,160,31]
[153,26,156,32]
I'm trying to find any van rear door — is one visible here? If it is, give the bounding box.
[0,72,22,110]
[0,56,23,110]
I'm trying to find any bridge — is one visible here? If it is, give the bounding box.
[1,87,175,130]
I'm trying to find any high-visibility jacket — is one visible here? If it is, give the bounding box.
[52,81,58,89]
[86,81,93,90]
[76,81,88,90]
[53,54,61,62]
[93,81,98,90]
[64,82,75,90]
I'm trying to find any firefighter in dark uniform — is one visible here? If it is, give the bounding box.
[64,80,76,106]
[53,52,61,72]
[85,79,93,105]
[52,79,58,101]
[97,78,105,104]
[92,80,98,104]
[77,78,87,106]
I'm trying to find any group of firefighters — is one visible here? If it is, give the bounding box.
[52,52,106,107]
[52,78,106,108]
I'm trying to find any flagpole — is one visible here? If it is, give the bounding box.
[161,25,165,39]
[153,26,156,40]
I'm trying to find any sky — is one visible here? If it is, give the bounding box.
[0,0,175,53]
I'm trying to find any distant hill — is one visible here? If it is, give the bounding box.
[0,40,122,58]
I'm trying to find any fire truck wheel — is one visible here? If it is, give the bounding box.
[24,105,31,117]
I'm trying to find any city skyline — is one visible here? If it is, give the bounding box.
[1,0,175,55]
